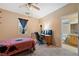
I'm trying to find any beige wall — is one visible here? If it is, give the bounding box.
[0,8,40,40]
[40,4,78,47]
[0,3,78,47]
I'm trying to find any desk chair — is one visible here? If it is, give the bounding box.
[34,32,44,45]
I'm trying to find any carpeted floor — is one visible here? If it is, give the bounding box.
[16,44,78,56]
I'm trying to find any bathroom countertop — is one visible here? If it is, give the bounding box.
[69,34,79,40]
[69,34,78,36]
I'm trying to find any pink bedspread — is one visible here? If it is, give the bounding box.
[0,38,35,56]
[0,38,33,46]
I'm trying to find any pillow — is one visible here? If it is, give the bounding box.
[15,38,23,41]
[0,45,7,53]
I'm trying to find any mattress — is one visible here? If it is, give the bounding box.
[0,38,35,56]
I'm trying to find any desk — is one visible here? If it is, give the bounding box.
[41,34,53,46]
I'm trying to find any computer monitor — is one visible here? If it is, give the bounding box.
[42,30,53,35]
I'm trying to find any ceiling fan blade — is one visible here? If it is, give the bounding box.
[31,5,40,10]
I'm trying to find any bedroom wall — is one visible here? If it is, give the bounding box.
[40,3,78,47]
[0,8,40,40]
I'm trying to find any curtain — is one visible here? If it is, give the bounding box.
[18,18,28,34]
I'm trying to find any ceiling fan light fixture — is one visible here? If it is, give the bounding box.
[25,12,30,15]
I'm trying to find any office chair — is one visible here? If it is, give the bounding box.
[34,32,44,45]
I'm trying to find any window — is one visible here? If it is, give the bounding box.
[18,18,28,34]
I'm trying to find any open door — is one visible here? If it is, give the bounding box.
[61,12,78,55]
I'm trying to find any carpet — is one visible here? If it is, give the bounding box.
[16,44,78,56]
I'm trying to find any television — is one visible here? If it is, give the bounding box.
[42,30,53,35]
[47,30,53,35]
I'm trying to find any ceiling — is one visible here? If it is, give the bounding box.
[0,3,67,19]
[62,13,78,20]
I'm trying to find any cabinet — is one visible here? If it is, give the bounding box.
[69,35,77,46]
[44,35,53,46]
[66,35,78,46]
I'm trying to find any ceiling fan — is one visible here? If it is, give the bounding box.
[19,3,40,17]
[20,3,40,11]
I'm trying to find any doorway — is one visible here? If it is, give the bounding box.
[61,12,78,55]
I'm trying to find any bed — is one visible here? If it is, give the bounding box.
[0,38,35,56]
